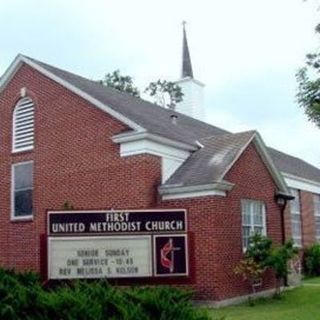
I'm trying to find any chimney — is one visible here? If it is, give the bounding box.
[175,22,205,122]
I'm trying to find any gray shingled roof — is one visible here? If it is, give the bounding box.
[20,56,320,185]
[164,131,255,186]
[268,147,320,183]
[26,56,226,146]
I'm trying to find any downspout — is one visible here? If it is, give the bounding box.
[275,192,295,287]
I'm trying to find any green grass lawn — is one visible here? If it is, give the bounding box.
[209,279,320,320]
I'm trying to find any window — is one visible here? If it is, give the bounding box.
[12,161,33,219]
[13,97,35,152]
[314,194,320,242]
[290,189,302,247]
[241,200,266,250]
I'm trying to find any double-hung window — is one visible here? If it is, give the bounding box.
[241,200,266,251]
[290,189,302,247]
[314,194,320,242]
[12,161,33,220]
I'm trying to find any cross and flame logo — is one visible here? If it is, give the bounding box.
[160,238,181,273]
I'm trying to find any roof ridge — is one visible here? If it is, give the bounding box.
[23,55,226,130]
[199,130,256,142]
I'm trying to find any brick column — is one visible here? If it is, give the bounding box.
[300,191,316,247]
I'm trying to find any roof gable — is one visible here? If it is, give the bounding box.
[0,54,144,132]
[0,55,227,148]
[163,130,288,193]
[1,55,319,188]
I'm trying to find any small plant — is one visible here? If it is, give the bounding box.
[266,240,298,297]
[234,258,264,294]
[304,243,320,276]
[245,234,272,267]
[62,201,74,210]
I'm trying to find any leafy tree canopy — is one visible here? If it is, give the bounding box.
[296,23,320,128]
[102,70,140,97]
[101,70,183,110]
[145,80,183,110]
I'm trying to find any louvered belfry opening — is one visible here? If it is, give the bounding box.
[13,97,35,152]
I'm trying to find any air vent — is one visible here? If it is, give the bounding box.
[13,97,35,152]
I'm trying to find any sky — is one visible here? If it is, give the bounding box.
[1,0,320,167]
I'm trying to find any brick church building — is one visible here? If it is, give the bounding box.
[0,27,320,304]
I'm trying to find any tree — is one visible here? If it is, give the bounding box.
[102,70,140,97]
[296,23,320,128]
[101,71,183,110]
[145,80,184,110]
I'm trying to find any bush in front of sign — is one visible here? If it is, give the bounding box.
[0,268,212,320]
[124,286,210,320]
[0,268,45,319]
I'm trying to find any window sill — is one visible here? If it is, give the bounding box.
[11,148,34,156]
[10,216,33,223]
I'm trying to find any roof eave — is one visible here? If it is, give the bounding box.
[0,54,145,133]
[159,180,234,195]
[112,131,198,152]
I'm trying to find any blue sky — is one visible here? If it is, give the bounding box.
[1,0,320,167]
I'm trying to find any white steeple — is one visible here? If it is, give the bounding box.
[175,22,205,121]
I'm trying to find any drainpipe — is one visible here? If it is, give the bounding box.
[275,192,295,287]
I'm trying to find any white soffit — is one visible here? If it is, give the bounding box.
[283,172,320,194]
[159,182,234,200]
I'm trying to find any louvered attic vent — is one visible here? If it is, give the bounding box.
[13,97,35,152]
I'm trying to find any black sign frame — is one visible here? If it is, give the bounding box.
[48,209,187,236]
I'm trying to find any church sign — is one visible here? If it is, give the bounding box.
[47,210,188,279]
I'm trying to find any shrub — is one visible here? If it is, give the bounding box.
[0,268,210,320]
[266,240,298,296]
[304,243,320,276]
[245,234,272,267]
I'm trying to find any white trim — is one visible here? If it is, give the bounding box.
[241,199,267,251]
[159,182,234,200]
[112,131,197,153]
[283,172,320,194]
[162,189,227,200]
[11,160,34,221]
[252,133,289,193]
[175,77,205,87]
[216,131,288,194]
[117,138,191,160]
[0,54,144,133]
[219,133,256,182]
[0,55,24,91]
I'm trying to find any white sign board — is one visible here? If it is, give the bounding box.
[48,236,152,279]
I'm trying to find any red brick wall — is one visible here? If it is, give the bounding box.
[160,143,282,301]
[0,64,161,271]
[300,191,316,247]
[0,63,282,302]
[284,189,317,248]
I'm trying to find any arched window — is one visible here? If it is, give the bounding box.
[13,97,35,152]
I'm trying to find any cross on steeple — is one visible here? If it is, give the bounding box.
[182,21,194,79]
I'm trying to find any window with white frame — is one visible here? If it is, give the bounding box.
[314,194,320,242]
[290,189,302,247]
[241,200,266,250]
[12,161,33,219]
[13,97,35,152]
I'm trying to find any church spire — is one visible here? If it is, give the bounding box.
[182,21,194,78]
